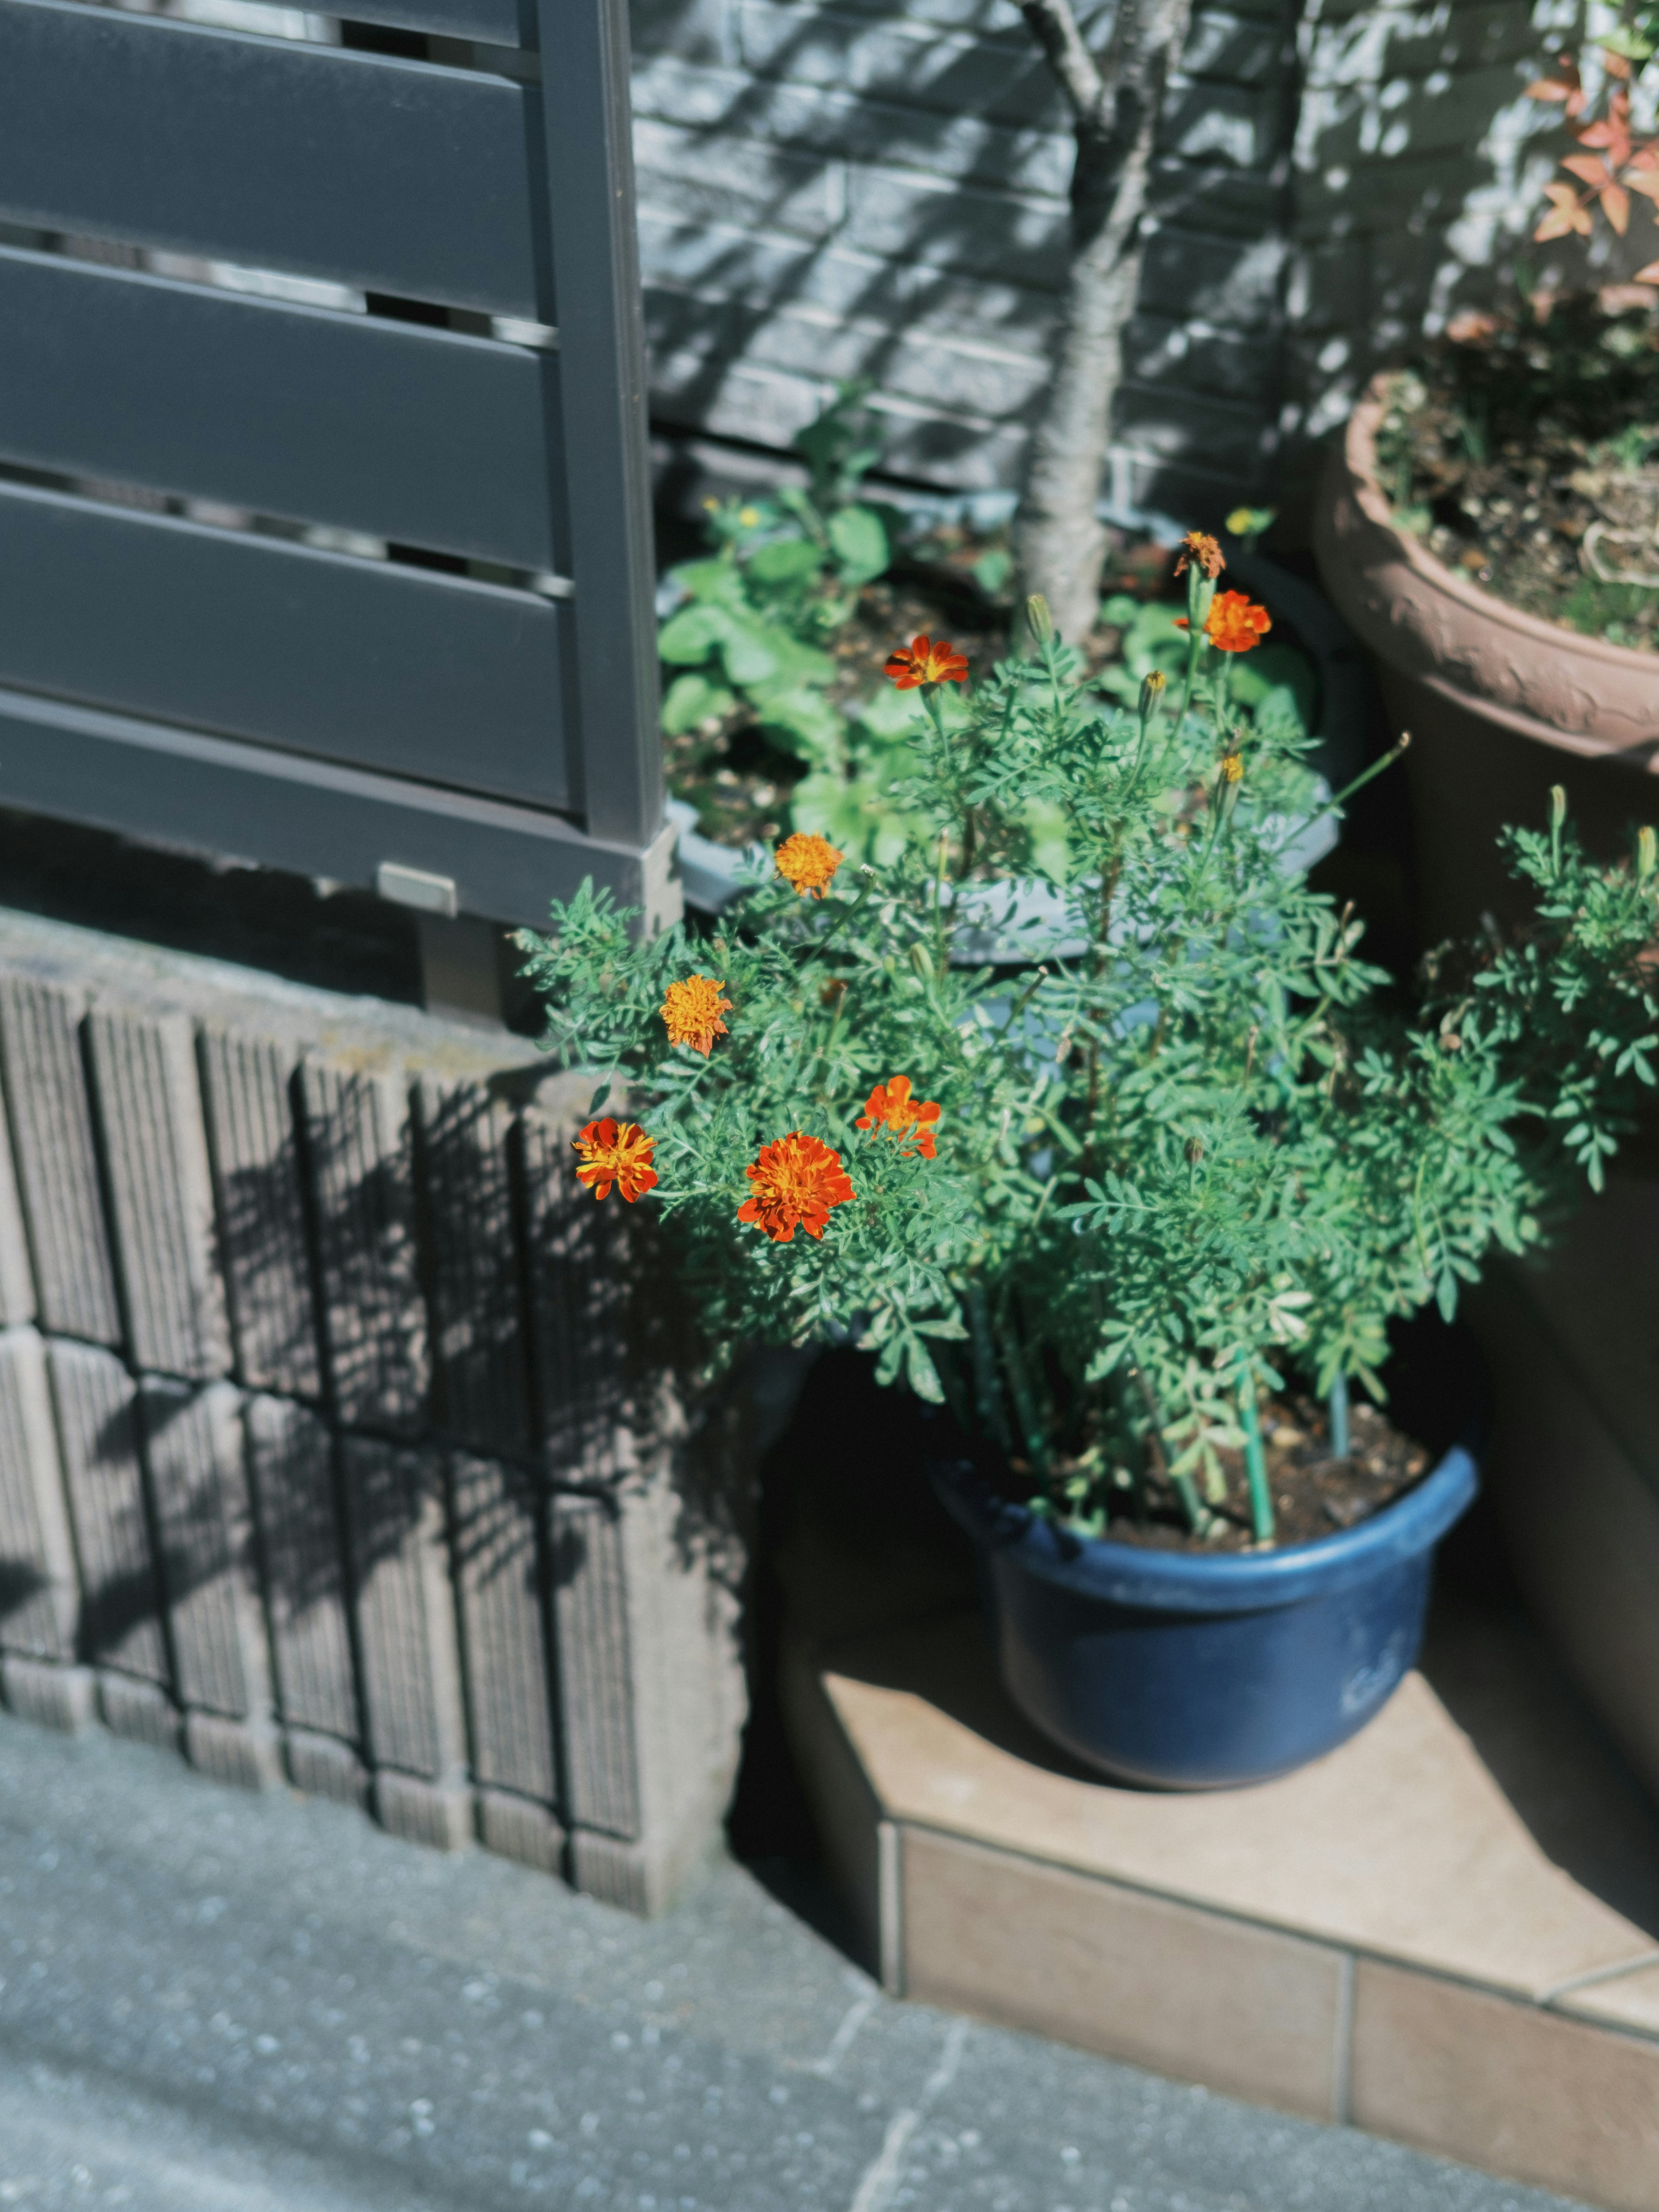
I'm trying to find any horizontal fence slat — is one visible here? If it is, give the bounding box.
[0,248,560,572]
[334,0,531,44]
[0,685,675,931]
[0,0,543,317]
[0,483,569,808]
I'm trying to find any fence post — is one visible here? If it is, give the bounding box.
[537,0,663,858]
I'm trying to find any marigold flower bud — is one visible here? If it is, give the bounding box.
[1638,825,1656,881]
[1025,594,1054,645]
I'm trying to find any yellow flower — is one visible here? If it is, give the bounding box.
[572,1119,658,1203]
[773,832,844,898]
[659,973,732,1055]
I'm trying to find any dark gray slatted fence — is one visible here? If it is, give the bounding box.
[0,0,668,928]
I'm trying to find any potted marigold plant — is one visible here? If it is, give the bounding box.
[519,540,1659,1790]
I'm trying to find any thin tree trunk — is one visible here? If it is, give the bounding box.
[1013,0,1195,646]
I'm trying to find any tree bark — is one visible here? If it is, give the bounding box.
[1013,0,1195,646]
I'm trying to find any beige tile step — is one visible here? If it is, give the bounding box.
[783,1596,1659,2212]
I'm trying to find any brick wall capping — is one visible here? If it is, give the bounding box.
[0,903,571,1093]
[785,1580,1659,2207]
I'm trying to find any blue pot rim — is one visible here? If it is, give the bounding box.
[930,1437,1479,1615]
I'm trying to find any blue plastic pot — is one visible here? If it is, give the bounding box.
[931,1440,1478,1789]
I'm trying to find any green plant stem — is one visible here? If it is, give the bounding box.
[1238,1355,1274,1545]
[1270,735,1410,856]
[997,1314,1050,1478]
[1173,632,1203,742]
[1328,1372,1350,1459]
[933,1344,972,1439]
[965,1281,1012,1452]
[1128,1360,1207,1535]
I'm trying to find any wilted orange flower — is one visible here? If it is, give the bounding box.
[1174,531,1225,581]
[1218,751,1244,785]
[737,1132,855,1243]
[855,1075,942,1159]
[572,1118,658,1204]
[660,973,732,1055]
[1175,591,1272,655]
[774,832,844,898]
[884,635,970,689]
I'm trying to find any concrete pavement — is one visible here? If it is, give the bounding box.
[0,1707,1591,2212]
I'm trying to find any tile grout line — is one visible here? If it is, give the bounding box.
[1540,1947,1659,2007]
[877,1818,903,1998]
[889,1812,1659,2021]
[1333,1947,1355,2125]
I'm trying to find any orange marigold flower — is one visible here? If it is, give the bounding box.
[1174,530,1225,581]
[1218,750,1244,785]
[883,635,970,689]
[1174,590,1272,655]
[660,973,732,1055]
[572,1118,658,1204]
[774,832,844,899]
[855,1075,942,1160]
[736,1132,855,1243]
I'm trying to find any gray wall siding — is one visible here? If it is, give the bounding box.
[632,0,1301,512]
[632,0,1553,516]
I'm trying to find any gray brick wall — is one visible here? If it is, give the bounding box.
[0,909,750,1913]
[632,0,1553,518]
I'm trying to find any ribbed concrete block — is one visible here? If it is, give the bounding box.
[479,1788,565,1874]
[521,1106,629,1481]
[341,1437,467,1785]
[0,976,120,1344]
[286,1726,369,1808]
[99,1670,181,1749]
[0,1085,35,1327]
[140,1378,270,1725]
[200,1027,321,1400]
[450,1450,557,1805]
[374,1767,473,1852]
[185,1710,283,1791]
[569,1830,661,1916]
[417,1077,529,1457]
[47,1339,168,1684]
[555,1470,748,1912]
[86,1005,231,1380]
[302,1060,429,1432]
[243,1394,359,1745]
[0,1326,80,1661]
[1,1654,94,1733]
[550,1492,641,1840]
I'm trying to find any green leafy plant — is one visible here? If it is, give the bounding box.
[524,541,1659,1548]
[658,384,892,794]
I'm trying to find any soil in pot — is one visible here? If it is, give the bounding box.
[1376,291,1659,650]
[1000,1393,1433,1555]
[661,521,1183,853]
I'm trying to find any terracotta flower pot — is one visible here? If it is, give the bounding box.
[1313,375,1659,942]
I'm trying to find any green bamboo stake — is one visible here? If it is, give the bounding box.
[965,1282,1011,1453]
[1128,1360,1207,1535]
[1327,1372,1351,1460]
[1238,1355,1274,1545]
[997,1319,1050,1479]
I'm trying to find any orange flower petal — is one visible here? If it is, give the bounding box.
[774,832,845,898]
[737,1133,855,1243]
[572,1118,658,1203]
[660,974,733,1055]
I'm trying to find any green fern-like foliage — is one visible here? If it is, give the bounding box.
[520,573,1659,1539]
